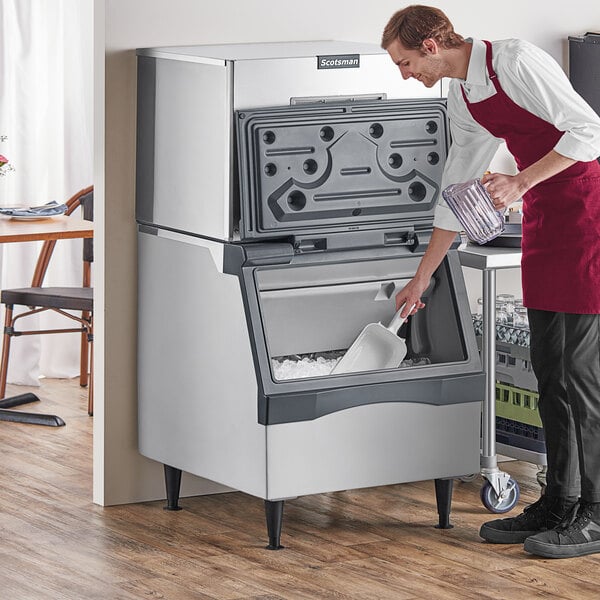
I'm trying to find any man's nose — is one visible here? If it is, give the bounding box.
[399,66,411,80]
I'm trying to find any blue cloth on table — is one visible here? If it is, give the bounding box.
[0,201,68,217]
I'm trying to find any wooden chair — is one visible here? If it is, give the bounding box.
[0,186,94,415]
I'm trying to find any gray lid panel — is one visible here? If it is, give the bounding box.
[236,99,449,240]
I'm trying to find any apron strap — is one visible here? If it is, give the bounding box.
[483,40,501,91]
[461,40,501,103]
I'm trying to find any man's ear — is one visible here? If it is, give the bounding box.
[421,38,438,55]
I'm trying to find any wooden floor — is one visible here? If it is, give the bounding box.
[1,380,599,600]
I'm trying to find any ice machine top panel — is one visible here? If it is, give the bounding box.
[136,40,388,63]
[236,99,449,240]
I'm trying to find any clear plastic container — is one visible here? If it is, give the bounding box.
[496,293,515,320]
[513,306,529,328]
[442,179,505,244]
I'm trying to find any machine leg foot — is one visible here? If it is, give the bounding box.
[164,464,182,511]
[434,478,454,529]
[265,500,284,550]
[0,392,39,409]
[0,408,65,426]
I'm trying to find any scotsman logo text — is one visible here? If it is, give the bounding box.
[317,54,360,69]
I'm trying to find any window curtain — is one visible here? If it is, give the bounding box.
[0,0,93,386]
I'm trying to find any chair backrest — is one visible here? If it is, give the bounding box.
[73,188,94,264]
[31,186,94,287]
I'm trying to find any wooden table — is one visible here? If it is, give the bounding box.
[0,215,93,243]
[0,216,93,426]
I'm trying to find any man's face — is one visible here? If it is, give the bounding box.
[386,38,446,88]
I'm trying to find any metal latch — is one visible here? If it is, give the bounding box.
[293,238,327,253]
[384,231,418,247]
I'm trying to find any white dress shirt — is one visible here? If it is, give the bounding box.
[434,38,600,231]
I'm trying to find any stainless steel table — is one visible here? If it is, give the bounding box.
[458,244,523,512]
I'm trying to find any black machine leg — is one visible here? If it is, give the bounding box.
[164,464,182,511]
[264,500,284,550]
[434,478,454,529]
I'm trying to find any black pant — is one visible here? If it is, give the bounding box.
[528,309,600,502]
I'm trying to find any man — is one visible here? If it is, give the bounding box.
[382,5,600,559]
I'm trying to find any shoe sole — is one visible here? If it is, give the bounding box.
[524,537,600,558]
[479,523,539,544]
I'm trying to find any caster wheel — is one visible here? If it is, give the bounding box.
[458,473,478,483]
[480,478,520,513]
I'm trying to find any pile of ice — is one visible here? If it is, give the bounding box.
[271,352,430,380]
[272,355,340,380]
[401,356,431,368]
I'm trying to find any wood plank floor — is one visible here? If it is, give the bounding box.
[1,379,598,599]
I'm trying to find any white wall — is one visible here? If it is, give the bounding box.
[97,0,600,504]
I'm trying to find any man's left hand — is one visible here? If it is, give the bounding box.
[481,172,528,211]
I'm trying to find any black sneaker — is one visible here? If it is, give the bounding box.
[479,495,577,544]
[524,501,600,558]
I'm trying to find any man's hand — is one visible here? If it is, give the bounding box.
[482,150,577,211]
[481,172,528,211]
[395,278,427,318]
[393,227,459,319]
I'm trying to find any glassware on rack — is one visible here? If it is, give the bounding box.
[496,293,515,314]
[496,293,515,325]
[495,305,510,325]
[513,305,529,328]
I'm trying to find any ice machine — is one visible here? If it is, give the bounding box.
[136,41,484,549]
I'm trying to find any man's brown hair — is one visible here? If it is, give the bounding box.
[381,5,464,51]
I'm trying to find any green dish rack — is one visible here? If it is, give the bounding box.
[473,316,547,462]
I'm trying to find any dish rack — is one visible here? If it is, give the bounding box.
[472,315,547,489]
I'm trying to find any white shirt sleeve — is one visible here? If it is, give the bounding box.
[496,41,600,162]
[433,80,502,231]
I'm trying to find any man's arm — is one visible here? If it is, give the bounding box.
[483,149,577,209]
[395,227,459,318]
[501,41,600,164]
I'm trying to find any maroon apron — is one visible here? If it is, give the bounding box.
[461,41,600,314]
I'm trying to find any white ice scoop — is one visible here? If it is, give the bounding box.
[330,305,413,375]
